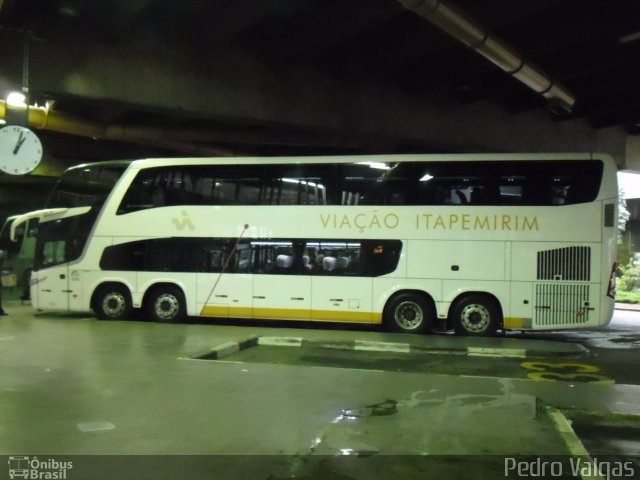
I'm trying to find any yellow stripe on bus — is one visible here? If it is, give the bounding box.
[503,317,532,329]
[200,306,382,324]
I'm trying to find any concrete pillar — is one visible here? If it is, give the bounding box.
[625,136,640,172]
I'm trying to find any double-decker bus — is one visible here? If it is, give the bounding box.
[12,153,618,336]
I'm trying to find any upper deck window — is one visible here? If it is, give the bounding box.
[116,159,603,213]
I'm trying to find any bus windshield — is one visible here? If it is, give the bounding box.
[46,162,130,209]
[33,162,129,271]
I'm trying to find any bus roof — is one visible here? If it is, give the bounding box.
[63,160,134,173]
[124,152,615,170]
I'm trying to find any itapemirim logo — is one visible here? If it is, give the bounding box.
[8,456,73,479]
[171,211,195,231]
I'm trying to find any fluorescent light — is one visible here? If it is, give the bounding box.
[281,178,325,189]
[419,174,434,182]
[357,162,390,170]
[6,92,27,108]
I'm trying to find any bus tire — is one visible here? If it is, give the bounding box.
[94,284,132,320]
[451,294,500,336]
[383,292,433,334]
[146,285,186,323]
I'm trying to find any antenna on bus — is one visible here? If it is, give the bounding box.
[200,224,250,314]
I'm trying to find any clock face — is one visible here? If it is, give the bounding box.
[0,125,43,175]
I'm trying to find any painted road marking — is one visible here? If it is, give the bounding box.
[77,421,115,432]
[258,336,303,347]
[521,361,615,384]
[355,340,410,353]
[467,347,526,358]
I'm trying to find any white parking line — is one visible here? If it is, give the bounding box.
[258,336,303,347]
[355,340,410,353]
[467,347,526,358]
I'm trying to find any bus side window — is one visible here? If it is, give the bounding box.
[366,240,402,277]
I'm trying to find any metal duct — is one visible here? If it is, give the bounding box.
[396,0,575,114]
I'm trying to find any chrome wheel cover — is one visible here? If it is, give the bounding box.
[154,293,180,321]
[102,292,127,318]
[460,303,490,333]
[394,300,423,330]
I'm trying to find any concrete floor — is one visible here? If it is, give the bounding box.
[1,289,640,479]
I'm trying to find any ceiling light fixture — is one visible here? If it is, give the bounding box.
[6,91,27,108]
[619,31,640,44]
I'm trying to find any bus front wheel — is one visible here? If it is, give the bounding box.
[451,294,501,336]
[146,285,186,323]
[383,292,433,334]
[94,284,132,320]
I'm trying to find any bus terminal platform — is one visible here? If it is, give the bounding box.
[1,287,639,479]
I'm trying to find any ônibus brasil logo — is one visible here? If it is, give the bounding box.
[8,456,73,479]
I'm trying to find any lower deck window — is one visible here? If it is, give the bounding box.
[100,237,401,277]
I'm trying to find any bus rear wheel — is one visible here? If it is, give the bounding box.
[383,292,433,334]
[451,294,500,336]
[94,284,132,320]
[146,285,186,323]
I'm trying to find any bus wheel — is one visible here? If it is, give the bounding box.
[383,293,433,334]
[94,284,132,320]
[146,286,186,323]
[451,295,500,336]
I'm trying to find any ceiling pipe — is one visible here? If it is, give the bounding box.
[396,0,575,114]
[0,100,239,156]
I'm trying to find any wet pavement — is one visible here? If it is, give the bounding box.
[1,289,640,479]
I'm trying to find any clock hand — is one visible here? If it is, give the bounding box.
[13,131,26,155]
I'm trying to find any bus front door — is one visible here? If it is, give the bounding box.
[32,264,70,311]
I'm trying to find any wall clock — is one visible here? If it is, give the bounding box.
[0,125,43,175]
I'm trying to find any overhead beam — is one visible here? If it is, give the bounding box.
[2,34,628,166]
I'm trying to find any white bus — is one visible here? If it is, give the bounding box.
[14,153,618,336]
[0,214,39,287]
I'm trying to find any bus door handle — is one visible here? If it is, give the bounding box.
[291,297,304,301]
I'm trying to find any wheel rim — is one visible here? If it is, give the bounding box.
[154,293,180,321]
[460,303,490,333]
[394,300,423,330]
[102,292,127,318]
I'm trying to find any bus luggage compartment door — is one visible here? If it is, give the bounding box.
[252,275,311,321]
[197,273,253,318]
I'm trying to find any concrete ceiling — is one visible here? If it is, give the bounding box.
[1,0,640,178]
